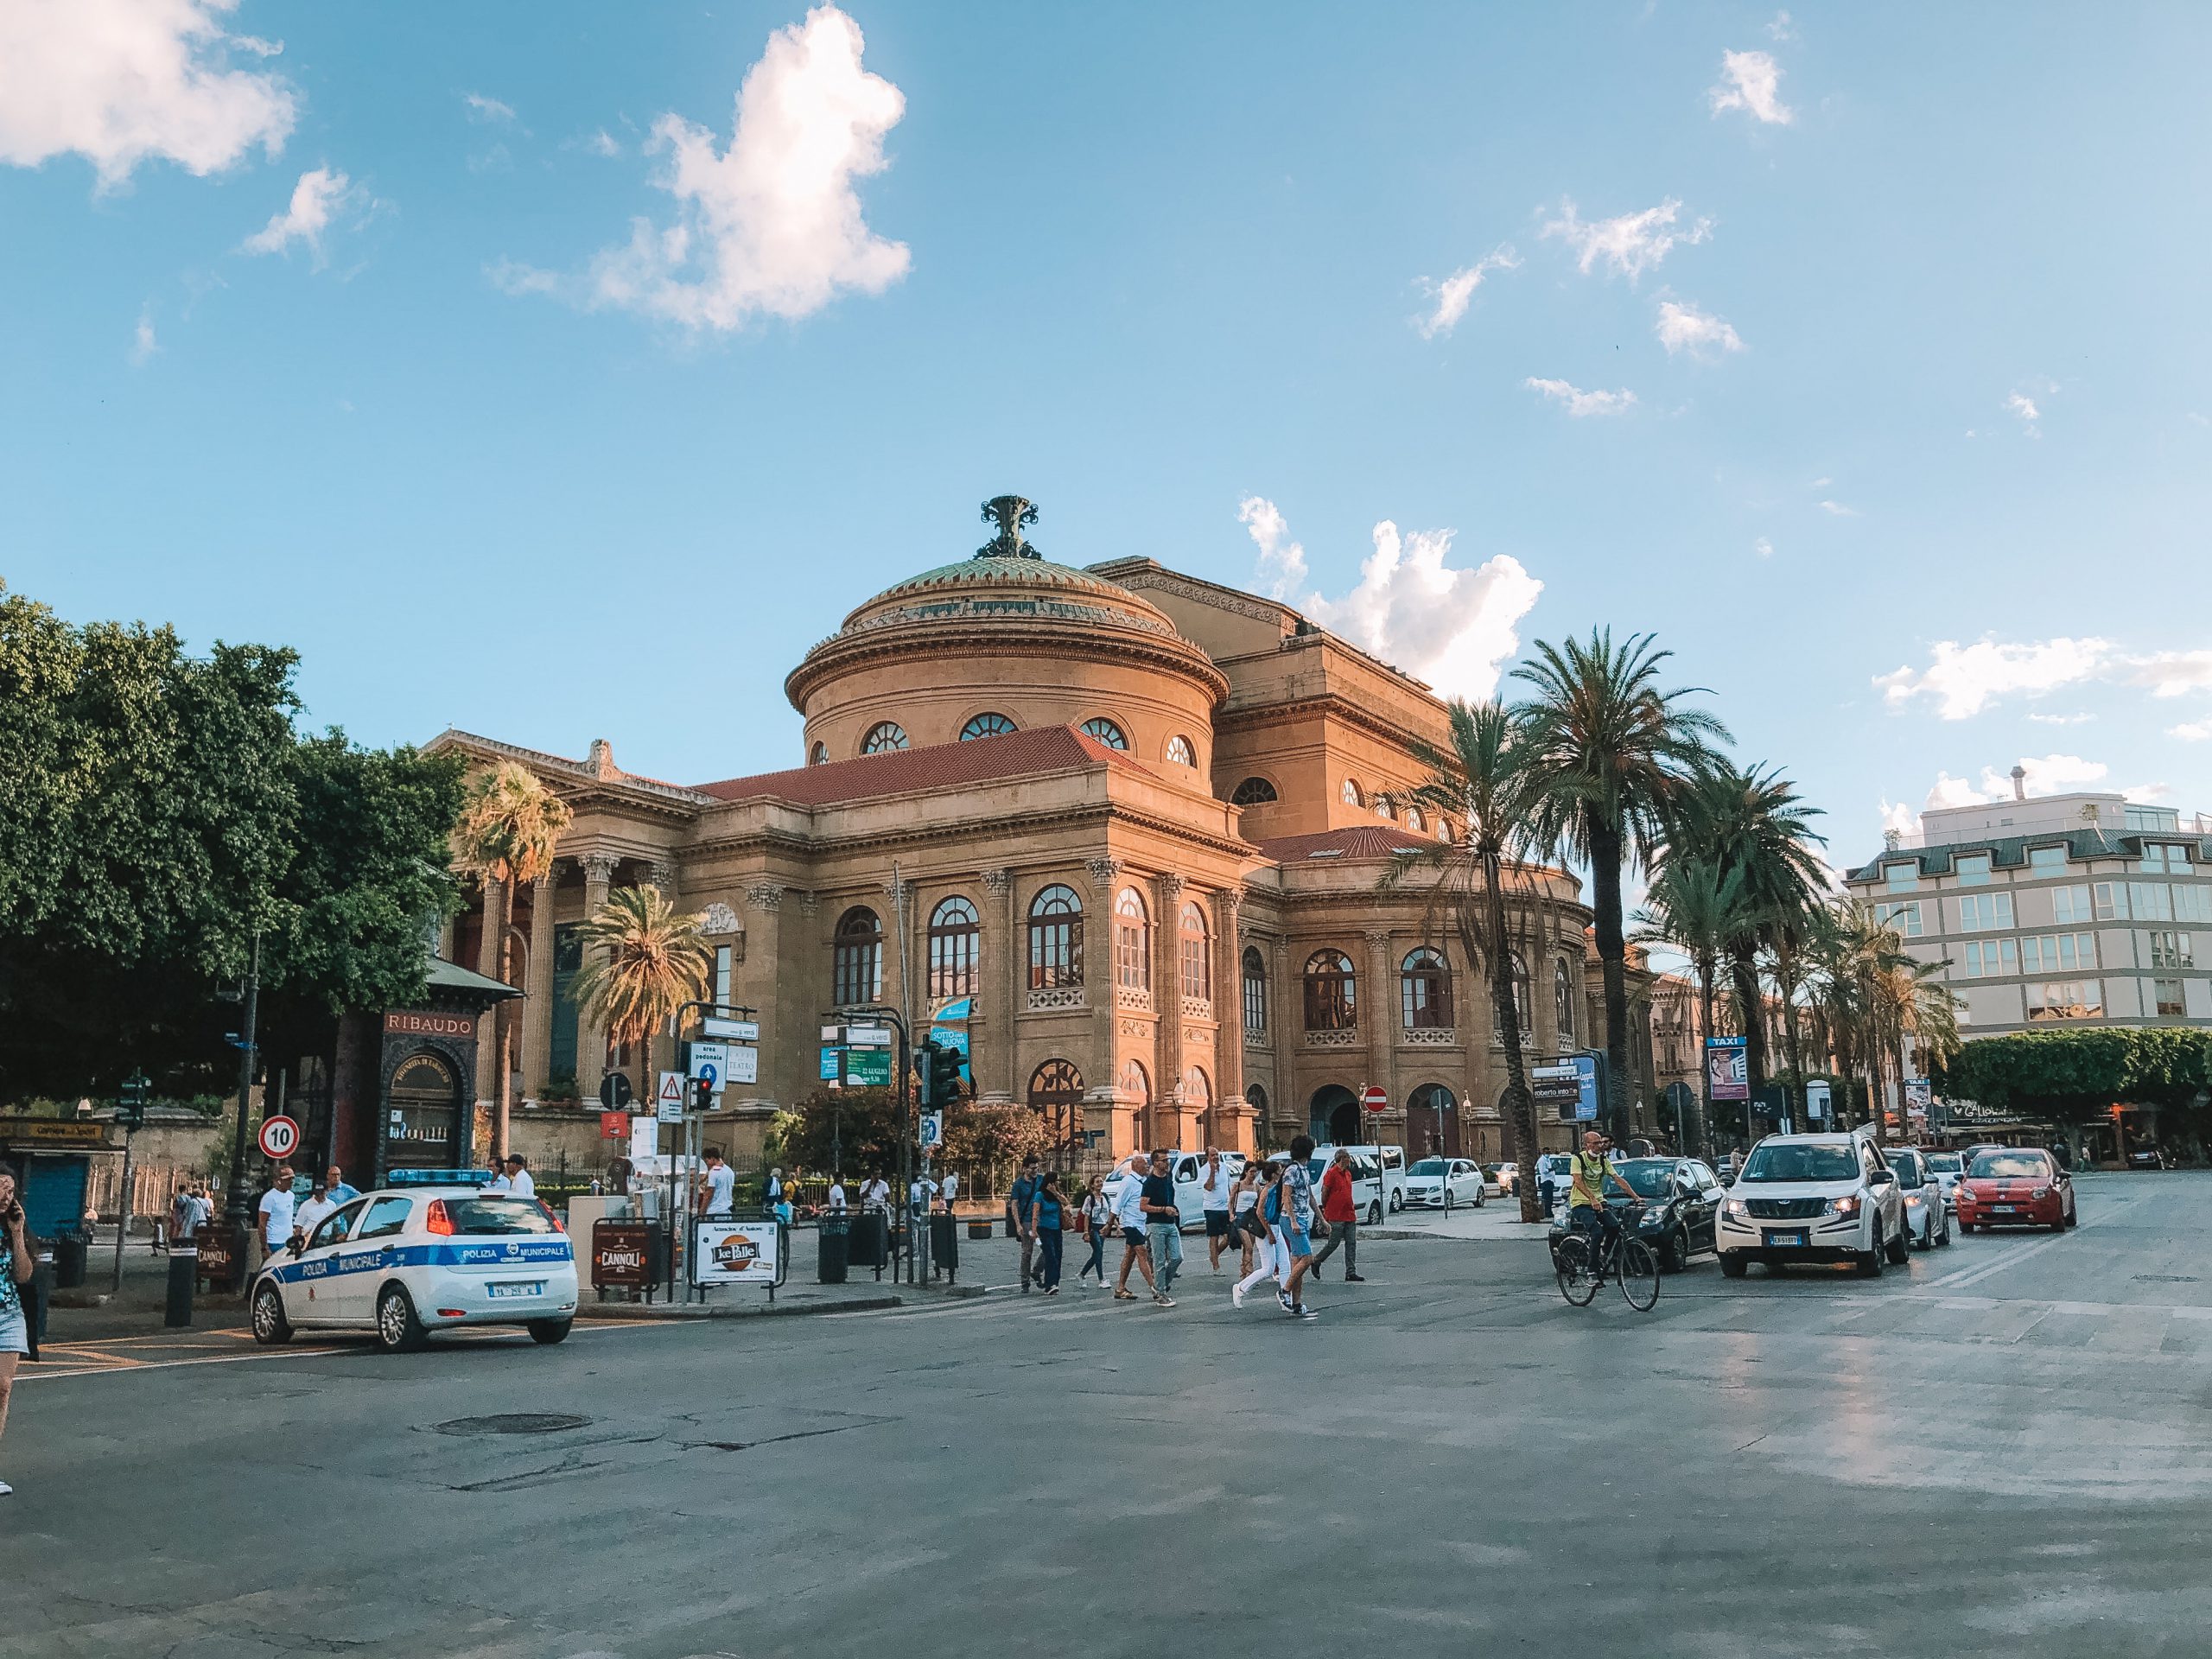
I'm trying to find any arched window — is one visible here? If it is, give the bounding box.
[1341,779,1363,808]
[1027,885,1083,989]
[1554,959,1577,1046]
[1507,950,1532,1035]
[832,906,883,1005]
[1230,776,1279,806]
[808,741,828,766]
[1114,887,1150,991]
[1437,817,1454,842]
[860,721,906,755]
[1405,805,1425,832]
[1304,950,1357,1030]
[1242,945,1268,1034]
[1245,1082,1268,1119]
[1028,1058,1085,1149]
[1183,1065,1211,1111]
[1120,1057,1152,1103]
[1178,900,1211,1001]
[1165,734,1197,766]
[1080,716,1128,750]
[960,712,1016,741]
[927,896,979,1000]
[1401,947,1453,1029]
[1375,794,1394,820]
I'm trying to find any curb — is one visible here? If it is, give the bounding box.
[577,1294,904,1322]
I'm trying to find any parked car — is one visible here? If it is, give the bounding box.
[1403,1157,1484,1210]
[1955,1147,2076,1232]
[1312,1143,1408,1213]
[1099,1150,1248,1230]
[1483,1161,1520,1198]
[1882,1146,1952,1249]
[1713,1128,1910,1279]
[1922,1148,1965,1213]
[1599,1156,1728,1272]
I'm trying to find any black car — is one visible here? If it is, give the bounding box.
[1546,1156,1729,1273]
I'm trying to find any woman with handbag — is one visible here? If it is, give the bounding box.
[0,1170,36,1495]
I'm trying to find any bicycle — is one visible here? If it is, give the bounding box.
[1554,1201,1660,1312]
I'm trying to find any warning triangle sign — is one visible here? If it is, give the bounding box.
[658,1071,686,1105]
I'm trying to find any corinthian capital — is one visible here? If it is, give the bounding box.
[745,882,785,912]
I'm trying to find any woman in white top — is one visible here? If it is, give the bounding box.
[1076,1181,1111,1287]
[1230,1163,1264,1277]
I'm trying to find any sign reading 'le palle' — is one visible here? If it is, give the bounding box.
[383,1010,476,1038]
[691,1219,782,1287]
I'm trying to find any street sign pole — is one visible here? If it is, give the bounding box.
[111,1121,136,1295]
[221,932,263,1261]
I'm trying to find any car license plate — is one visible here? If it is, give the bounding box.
[1992,1205,2016,1214]
[486,1281,543,1299]
[1770,1231,1808,1247]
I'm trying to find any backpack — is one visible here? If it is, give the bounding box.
[1263,1183,1282,1224]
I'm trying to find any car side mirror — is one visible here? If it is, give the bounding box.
[1870,1169,1895,1187]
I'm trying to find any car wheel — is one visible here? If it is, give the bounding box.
[1960,1220,1974,1233]
[375,1283,428,1353]
[1857,1228,1885,1277]
[251,1281,293,1346]
[1443,1191,1453,1215]
[1472,1186,1485,1207]
[1666,1225,1691,1274]
[1936,1214,1953,1247]
[526,1319,572,1345]
[2063,1200,2078,1230]
[1885,1217,1910,1266]
[1719,1255,1748,1279]
[1389,1191,1403,1213]
[1367,1200,1382,1226]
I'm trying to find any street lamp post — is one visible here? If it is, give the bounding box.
[221,933,263,1254]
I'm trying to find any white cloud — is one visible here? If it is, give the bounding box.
[2026,710,2094,726]
[576,5,908,331]
[1540,197,1711,281]
[1916,754,2115,811]
[1654,298,1745,355]
[2119,650,2212,698]
[486,257,559,296]
[1766,11,1796,40]
[1709,49,1795,125]
[129,304,157,365]
[240,166,353,261]
[0,0,296,187]
[2170,715,2212,742]
[1754,537,1775,558]
[1878,798,1921,841]
[1415,245,1519,339]
[463,92,516,124]
[1523,377,1637,417]
[1237,500,1544,702]
[2005,391,2041,435]
[1874,636,2113,720]
[1923,772,1988,810]
[1816,499,1857,517]
[584,128,620,157]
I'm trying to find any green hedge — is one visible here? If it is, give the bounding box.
[1934,1027,2212,1122]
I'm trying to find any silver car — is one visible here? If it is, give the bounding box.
[1885,1146,1953,1249]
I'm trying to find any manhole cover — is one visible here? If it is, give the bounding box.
[433,1413,593,1437]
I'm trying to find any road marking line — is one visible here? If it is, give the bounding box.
[1919,1193,2144,1293]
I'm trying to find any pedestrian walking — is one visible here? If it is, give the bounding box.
[1308,1148,1364,1282]
[826,1177,849,1213]
[0,1172,36,1495]
[1111,1154,1158,1301]
[1141,1149,1184,1299]
[940,1168,960,1214]
[1007,1154,1041,1291]
[1029,1169,1066,1294]
[503,1154,535,1199]
[1077,1180,1109,1286]
[1199,1148,1234,1272]
[1232,1160,1283,1308]
[1230,1160,1263,1277]
[698,1147,736,1216]
[257,1165,296,1264]
[1276,1135,1319,1318]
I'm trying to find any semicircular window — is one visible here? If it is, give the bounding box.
[860,721,908,755]
[1079,717,1128,751]
[1165,734,1197,766]
[1230,776,1279,806]
[808,741,828,766]
[960,712,1016,741]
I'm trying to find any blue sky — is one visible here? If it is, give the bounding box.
[4,1,2209,868]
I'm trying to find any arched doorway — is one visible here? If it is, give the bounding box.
[386,1049,461,1171]
[1027,1059,1085,1162]
[1408,1083,1459,1160]
[1309,1084,1358,1146]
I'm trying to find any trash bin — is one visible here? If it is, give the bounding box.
[929,1211,959,1280]
[817,1213,850,1284]
[53,1225,90,1290]
[846,1211,887,1269]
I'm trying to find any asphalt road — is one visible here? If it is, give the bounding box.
[5,1172,2206,1659]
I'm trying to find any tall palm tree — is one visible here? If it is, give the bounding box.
[572,883,712,1106]
[449,761,572,1159]
[1385,700,1551,1222]
[1632,856,1748,1160]
[1513,630,1731,1141]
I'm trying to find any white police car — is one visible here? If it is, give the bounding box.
[250,1173,578,1352]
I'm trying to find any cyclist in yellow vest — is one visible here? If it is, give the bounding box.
[1568,1130,1630,1249]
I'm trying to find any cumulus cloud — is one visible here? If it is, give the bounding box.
[0,0,296,187]
[1541,197,1711,281]
[1523,377,1637,417]
[1916,754,2113,810]
[2118,650,2212,698]
[1816,499,1857,517]
[463,92,516,124]
[1710,49,1794,125]
[1878,798,1921,842]
[1237,499,1544,702]
[1754,537,1775,558]
[2167,716,2211,742]
[240,166,353,261]
[1874,636,2113,720]
[1655,298,1745,356]
[1415,245,1519,339]
[2005,391,2041,435]
[572,5,908,331]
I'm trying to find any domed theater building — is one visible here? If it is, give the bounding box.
[430,499,1620,1166]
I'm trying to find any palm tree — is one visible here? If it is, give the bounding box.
[449,761,572,1159]
[572,883,712,1107]
[1513,630,1731,1141]
[1384,700,1551,1222]
[1632,856,1748,1160]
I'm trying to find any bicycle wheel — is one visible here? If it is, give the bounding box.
[1554,1234,1599,1306]
[1617,1236,1661,1311]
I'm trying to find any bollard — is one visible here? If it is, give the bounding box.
[165,1245,196,1328]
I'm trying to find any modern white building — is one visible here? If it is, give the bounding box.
[1842,784,2212,1037]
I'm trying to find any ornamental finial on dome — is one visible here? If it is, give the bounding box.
[976,494,1041,560]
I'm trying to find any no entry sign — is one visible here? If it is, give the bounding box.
[1360,1085,1389,1115]
[257,1115,300,1160]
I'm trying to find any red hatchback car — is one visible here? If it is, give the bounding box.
[1955,1148,2077,1232]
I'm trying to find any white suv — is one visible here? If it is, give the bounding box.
[1715,1128,1909,1279]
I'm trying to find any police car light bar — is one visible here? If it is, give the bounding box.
[387,1168,494,1186]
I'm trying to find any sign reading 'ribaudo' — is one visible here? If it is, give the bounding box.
[384,1009,476,1039]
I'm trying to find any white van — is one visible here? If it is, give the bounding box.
[1311,1144,1408,1214]
[1099,1150,1247,1230]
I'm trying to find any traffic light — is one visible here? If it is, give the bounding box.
[692,1077,715,1113]
[918,1041,964,1110]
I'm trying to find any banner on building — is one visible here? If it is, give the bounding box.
[1706,1035,1750,1103]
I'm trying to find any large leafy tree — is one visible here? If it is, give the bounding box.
[1938,1028,2212,1124]
[1513,630,1730,1140]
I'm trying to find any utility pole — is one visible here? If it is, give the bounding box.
[222,932,263,1248]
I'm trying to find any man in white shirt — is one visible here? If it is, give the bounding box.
[1111,1154,1157,1300]
[500,1155,535,1198]
[257,1166,296,1262]
[1199,1148,1234,1272]
[290,1173,340,1248]
[826,1179,848,1213]
[861,1174,890,1213]
[698,1147,737,1216]
[940,1169,959,1213]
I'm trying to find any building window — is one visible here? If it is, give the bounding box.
[1509,951,1532,1034]
[1165,734,1197,767]
[1183,1065,1211,1111]
[1027,1059,1084,1146]
[2018,933,2095,975]
[1374,796,1394,820]
[1341,779,1363,808]
[714,944,733,1007]
[1554,959,1576,1045]
[2140,844,2192,874]
[1885,861,1920,892]
[960,712,1016,741]
[1303,950,1357,1030]
[1406,806,1426,833]
[2130,882,2175,923]
[860,722,907,755]
[2126,805,2182,832]
[1242,946,1268,1034]
[2155,978,2187,1018]
[927,896,980,999]
[1245,1082,1268,1120]
[808,741,828,766]
[1178,901,1211,1001]
[1114,887,1150,991]
[1961,939,2018,979]
[1436,817,1453,842]
[1230,776,1278,806]
[2026,981,2101,1021]
[1401,948,1452,1029]
[2177,886,2212,924]
[1958,893,2014,932]
[2029,845,2069,874]
[1080,717,1128,750]
[2053,885,2092,925]
[1876,900,1923,938]
[2094,881,2128,921]
[1027,885,1083,989]
[2148,931,2195,969]
[1955,854,1993,887]
[1120,1058,1151,1104]
[832,906,883,1005]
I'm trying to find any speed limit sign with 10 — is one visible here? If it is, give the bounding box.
[257,1114,301,1160]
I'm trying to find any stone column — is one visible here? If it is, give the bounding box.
[576,854,617,1105]
[1084,858,1130,1154]
[521,865,558,1097]
[1365,929,1405,1145]
[982,868,1017,1104]
[1276,938,1305,1141]
[1151,872,1185,1150]
[1211,888,1246,1153]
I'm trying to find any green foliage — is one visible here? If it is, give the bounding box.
[942,1100,1046,1182]
[1935,1028,2212,1122]
[780,1087,906,1175]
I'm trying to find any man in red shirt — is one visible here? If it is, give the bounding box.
[1309,1148,1364,1282]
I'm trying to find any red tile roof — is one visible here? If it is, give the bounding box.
[1253,825,1441,862]
[691,724,1162,806]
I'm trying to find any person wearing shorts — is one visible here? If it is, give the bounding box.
[1111,1155,1157,1300]
[1199,1149,1233,1271]
[0,1171,35,1493]
[1277,1135,1319,1319]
